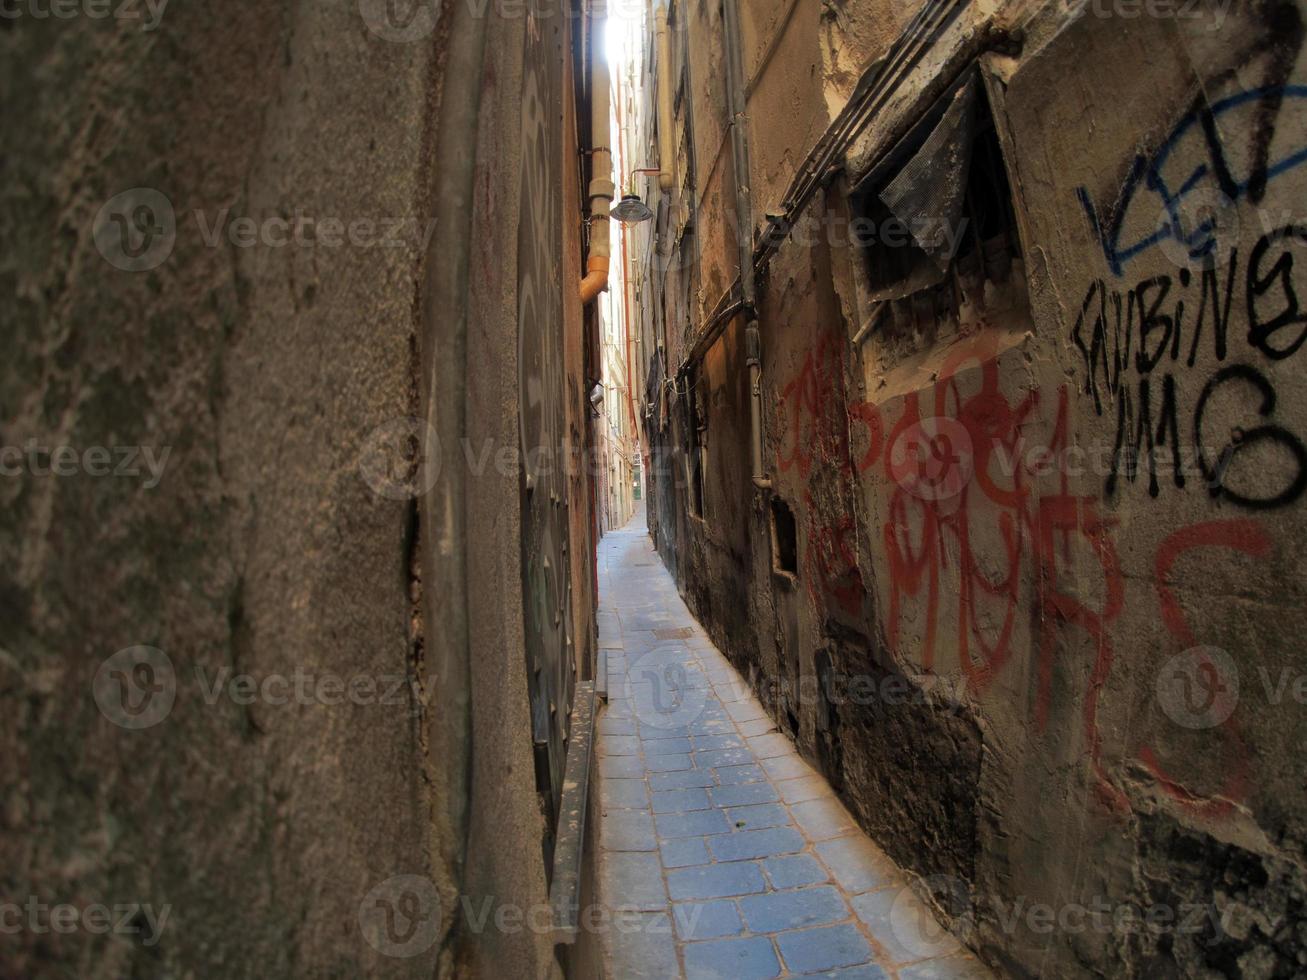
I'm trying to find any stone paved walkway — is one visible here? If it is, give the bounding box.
[594,504,993,979]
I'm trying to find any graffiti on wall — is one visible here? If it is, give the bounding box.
[1076,3,1305,275]
[1072,226,1307,510]
[766,4,1307,818]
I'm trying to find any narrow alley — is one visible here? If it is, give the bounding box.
[595,505,990,979]
[8,0,1307,978]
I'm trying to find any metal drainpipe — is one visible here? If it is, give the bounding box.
[581,0,615,304]
[655,2,675,193]
[422,0,489,886]
[722,0,771,491]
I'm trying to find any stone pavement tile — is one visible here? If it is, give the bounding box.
[602,735,641,756]
[682,936,781,980]
[737,718,775,737]
[660,836,711,868]
[692,733,746,751]
[776,923,876,974]
[651,769,715,791]
[761,753,814,781]
[652,787,711,813]
[817,838,901,895]
[668,861,768,900]
[712,681,748,704]
[725,699,768,723]
[714,763,766,785]
[601,777,649,810]
[792,796,858,841]
[603,809,658,851]
[896,955,991,978]
[725,802,790,831]
[696,747,754,769]
[643,736,693,755]
[738,885,848,933]
[763,853,830,890]
[689,717,736,735]
[708,826,806,863]
[673,900,744,941]
[777,774,829,804]
[655,808,732,839]
[599,715,636,736]
[607,911,680,979]
[747,733,794,759]
[849,886,962,963]
[604,699,634,721]
[600,851,668,912]
[639,722,694,739]
[601,755,644,778]
[711,781,780,808]
[646,753,695,772]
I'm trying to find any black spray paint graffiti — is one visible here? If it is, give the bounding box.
[1073,226,1307,509]
[1076,2,1306,276]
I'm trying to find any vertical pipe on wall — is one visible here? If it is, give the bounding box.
[655,2,674,193]
[581,0,615,304]
[721,0,771,490]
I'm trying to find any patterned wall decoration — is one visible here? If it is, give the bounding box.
[516,6,577,866]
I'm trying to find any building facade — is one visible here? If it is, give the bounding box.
[632,0,1307,975]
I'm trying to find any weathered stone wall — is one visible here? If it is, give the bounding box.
[640,0,1307,975]
[1,3,589,977]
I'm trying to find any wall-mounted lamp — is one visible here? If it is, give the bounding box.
[611,167,662,225]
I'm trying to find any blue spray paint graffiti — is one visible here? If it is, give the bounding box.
[1078,85,1307,276]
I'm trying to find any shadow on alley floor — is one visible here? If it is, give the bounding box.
[593,503,994,979]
